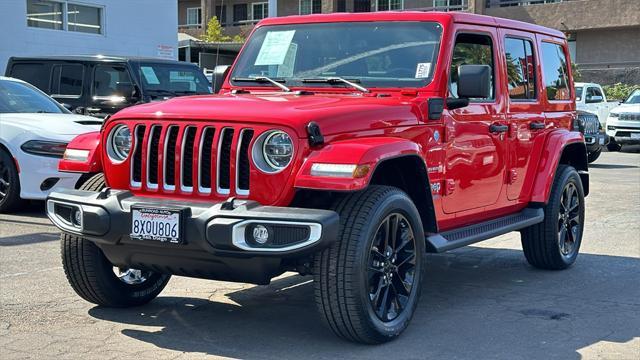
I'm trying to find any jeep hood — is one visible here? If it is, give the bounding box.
[111,93,424,137]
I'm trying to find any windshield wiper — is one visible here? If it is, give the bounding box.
[232,76,291,92]
[302,77,369,93]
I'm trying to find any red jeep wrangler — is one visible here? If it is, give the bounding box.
[48,12,588,343]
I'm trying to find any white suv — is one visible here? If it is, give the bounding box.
[606,89,640,151]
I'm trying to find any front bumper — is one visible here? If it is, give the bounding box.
[16,152,81,200]
[606,119,640,144]
[584,131,609,152]
[46,189,339,284]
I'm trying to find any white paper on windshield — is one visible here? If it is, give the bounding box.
[415,62,432,78]
[277,43,298,77]
[141,66,160,84]
[255,30,296,66]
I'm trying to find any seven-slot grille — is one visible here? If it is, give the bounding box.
[130,124,254,196]
[578,113,600,135]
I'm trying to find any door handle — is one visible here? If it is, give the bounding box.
[530,122,546,130]
[85,107,101,113]
[489,123,509,133]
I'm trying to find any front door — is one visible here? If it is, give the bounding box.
[500,31,547,201]
[442,30,508,215]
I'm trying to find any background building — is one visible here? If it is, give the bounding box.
[0,0,178,72]
[178,0,640,84]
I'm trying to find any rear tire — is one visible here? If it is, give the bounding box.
[314,186,425,344]
[60,171,170,307]
[587,149,601,163]
[521,165,585,270]
[0,149,25,213]
[607,139,622,152]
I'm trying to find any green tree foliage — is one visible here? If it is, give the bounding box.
[200,16,245,43]
[603,83,640,102]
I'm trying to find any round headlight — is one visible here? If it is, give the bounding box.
[109,125,132,161]
[252,130,294,173]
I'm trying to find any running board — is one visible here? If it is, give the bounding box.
[426,208,544,253]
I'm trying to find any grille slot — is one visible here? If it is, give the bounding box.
[147,126,161,188]
[181,127,197,190]
[199,127,215,192]
[164,126,179,189]
[131,125,146,186]
[237,129,254,194]
[217,128,234,193]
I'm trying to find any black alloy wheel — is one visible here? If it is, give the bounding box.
[368,213,417,322]
[557,182,581,258]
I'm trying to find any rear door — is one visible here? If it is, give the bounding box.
[50,62,85,111]
[442,27,508,215]
[499,30,547,201]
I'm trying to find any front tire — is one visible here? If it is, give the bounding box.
[314,186,425,344]
[0,149,25,213]
[521,165,585,270]
[60,171,170,307]
[587,149,601,163]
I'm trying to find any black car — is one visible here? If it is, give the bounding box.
[576,110,609,163]
[5,56,211,118]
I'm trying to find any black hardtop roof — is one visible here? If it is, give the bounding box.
[8,55,197,66]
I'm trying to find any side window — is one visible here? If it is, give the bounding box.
[10,63,50,92]
[450,33,495,101]
[540,42,570,101]
[504,37,537,100]
[51,64,84,97]
[93,65,132,97]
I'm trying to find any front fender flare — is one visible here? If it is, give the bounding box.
[531,129,587,203]
[58,131,102,174]
[294,137,423,191]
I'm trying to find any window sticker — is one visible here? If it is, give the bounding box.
[255,30,296,66]
[141,66,160,85]
[415,62,432,78]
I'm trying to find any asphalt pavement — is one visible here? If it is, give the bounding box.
[1,150,639,360]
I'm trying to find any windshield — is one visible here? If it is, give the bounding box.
[575,86,583,101]
[624,89,640,104]
[0,79,68,114]
[231,21,442,89]
[137,63,212,96]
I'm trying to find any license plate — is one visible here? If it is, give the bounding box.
[599,137,605,145]
[130,207,182,243]
[631,133,640,139]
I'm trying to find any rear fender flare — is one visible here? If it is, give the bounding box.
[531,129,588,203]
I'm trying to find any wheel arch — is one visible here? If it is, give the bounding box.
[531,130,589,203]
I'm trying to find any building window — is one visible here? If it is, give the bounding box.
[540,42,570,101]
[215,5,227,25]
[433,0,467,11]
[67,3,102,34]
[186,7,202,26]
[354,0,371,12]
[376,0,403,11]
[488,0,565,8]
[26,0,63,30]
[251,2,268,21]
[26,0,103,34]
[337,0,347,12]
[233,4,248,25]
[300,0,322,15]
[504,37,537,100]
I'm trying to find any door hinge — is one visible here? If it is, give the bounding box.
[445,179,456,196]
[508,169,518,184]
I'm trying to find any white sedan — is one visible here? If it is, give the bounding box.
[0,76,101,212]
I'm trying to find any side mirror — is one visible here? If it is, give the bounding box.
[586,95,603,103]
[212,65,230,94]
[457,65,491,99]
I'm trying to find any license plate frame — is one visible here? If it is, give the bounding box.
[130,206,184,244]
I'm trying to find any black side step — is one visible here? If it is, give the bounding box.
[426,208,544,253]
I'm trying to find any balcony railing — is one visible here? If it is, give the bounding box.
[410,0,469,12]
[486,0,574,8]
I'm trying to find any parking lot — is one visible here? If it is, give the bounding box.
[1,150,639,360]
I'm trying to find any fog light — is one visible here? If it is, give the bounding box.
[252,225,269,244]
[72,209,82,227]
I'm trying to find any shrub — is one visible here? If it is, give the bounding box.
[603,83,640,102]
